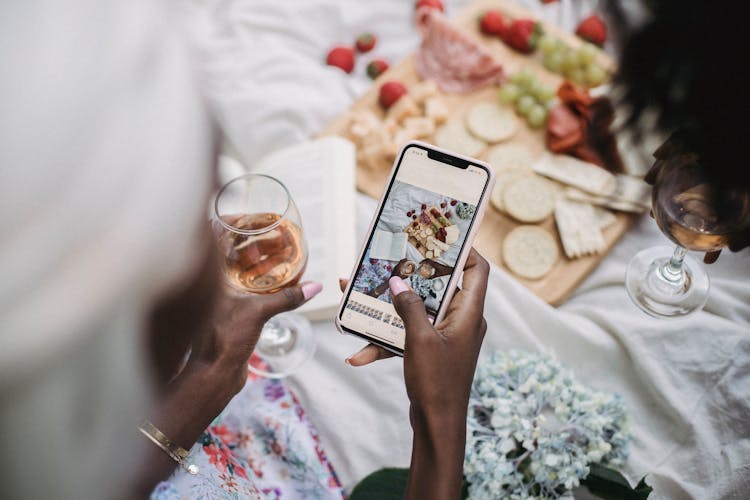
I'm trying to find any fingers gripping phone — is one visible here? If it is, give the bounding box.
[335,141,495,356]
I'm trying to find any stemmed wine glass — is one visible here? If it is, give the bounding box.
[212,173,315,377]
[626,156,750,318]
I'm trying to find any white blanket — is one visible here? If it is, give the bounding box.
[187,1,750,498]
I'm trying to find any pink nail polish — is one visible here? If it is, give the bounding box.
[302,282,323,300]
[389,276,408,296]
[344,358,352,365]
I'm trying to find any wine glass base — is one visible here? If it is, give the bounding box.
[625,246,710,318]
[248,313,316,379]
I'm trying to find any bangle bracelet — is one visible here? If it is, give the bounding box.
[138,419,199,475]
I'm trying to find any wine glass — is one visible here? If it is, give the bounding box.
[212,173,315,377]
[626,157,750,318]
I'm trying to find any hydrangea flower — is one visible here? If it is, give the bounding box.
[464,350,630,499]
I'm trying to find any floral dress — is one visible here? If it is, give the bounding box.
[151,355,346,500]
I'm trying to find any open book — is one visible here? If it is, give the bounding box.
[370,230,407,261]
[219,136,357,320]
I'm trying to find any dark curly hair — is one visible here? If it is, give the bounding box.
[605,0,750,186]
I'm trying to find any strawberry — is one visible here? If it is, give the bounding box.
[366,59,389,79]
[378,80,407,109]
[576,14,607,46]
[479,10,506,38]
[415,0,444,12]
[505,19,543,53]
[326,46,355,73]
[541,0,558,3]
[356,33,377,53]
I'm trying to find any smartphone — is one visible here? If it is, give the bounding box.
[335,141,495,356]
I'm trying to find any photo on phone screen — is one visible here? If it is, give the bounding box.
[339,143,490,352]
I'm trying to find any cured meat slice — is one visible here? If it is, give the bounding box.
[414,7,504,93]
[546,82,624,173]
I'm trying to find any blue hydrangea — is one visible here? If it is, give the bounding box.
[464,350,630,499]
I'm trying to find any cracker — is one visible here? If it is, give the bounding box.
[554,199,606,258]
[503,175,556,223]
[502,225,558,280]
[465,102,519,143]
[490,170,533,213]
[533,153,616,196]
[486,143,536,173]
[592,206,617,229]
[434,120,486,158]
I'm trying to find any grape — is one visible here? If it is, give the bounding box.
[527,105,548,129]
[543,51,564,73]
[561,50,578,73]
[516,67,536,89]
[568,67,585,85]
[538,85,557,103]
[538,35,557,55]
[584,64,607,87]
[499,83,522,104]
[516,95,536,116]
[578,43,598,64]
[527,80,547,101]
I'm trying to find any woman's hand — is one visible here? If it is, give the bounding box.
[341,249,490,500]
[390,250,488,424]
[189,281,323,395]
[135,279,322,496]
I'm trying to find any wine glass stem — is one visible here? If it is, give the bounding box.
[659,245,688,283]
[257,319,296,356]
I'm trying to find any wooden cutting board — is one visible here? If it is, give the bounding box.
[319,0,636,306]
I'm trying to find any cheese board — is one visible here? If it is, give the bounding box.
[320,0,640,306]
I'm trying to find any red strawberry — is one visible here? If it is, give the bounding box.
[378,81,407,109]
[505,19,543,53]
[421,203,427,210]
[356,33,377,53]
[541,0,558,3]
[326,46,355,73]
[479,10,506,38]
[415,0,444,11]
[576,14,607,46]
[366,59,389,79]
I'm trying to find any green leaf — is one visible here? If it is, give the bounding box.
[581,464,653,500]
[349,468,409,500]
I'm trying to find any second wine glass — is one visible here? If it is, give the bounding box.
[212,173,315,378]
[625,158,750,318]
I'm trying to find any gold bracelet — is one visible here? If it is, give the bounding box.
[138,419,199,475]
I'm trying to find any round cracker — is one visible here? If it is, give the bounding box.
[503,175,556,223]
[434,120,486,157]
[465,102,519,143]
[502,225,558,280]
[490,170,533,213]
[486,143,536,172]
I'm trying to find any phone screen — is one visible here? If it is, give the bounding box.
[339,143,490,352]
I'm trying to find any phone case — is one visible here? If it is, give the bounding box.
[334,140,496,356]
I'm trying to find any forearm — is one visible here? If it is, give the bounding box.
[406,406,467,500]
[132,359,243,496]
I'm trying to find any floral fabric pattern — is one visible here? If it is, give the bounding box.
[151,355,346,500]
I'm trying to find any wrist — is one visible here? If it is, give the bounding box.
[180,354,247,405]
[411,403,467,438]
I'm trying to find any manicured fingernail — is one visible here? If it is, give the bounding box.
[389,276,408,296]
[338,278,346,288]
[344,357,352,365]
[302,282,323,300]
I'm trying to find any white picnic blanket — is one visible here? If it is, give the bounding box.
[186,0,750,498]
